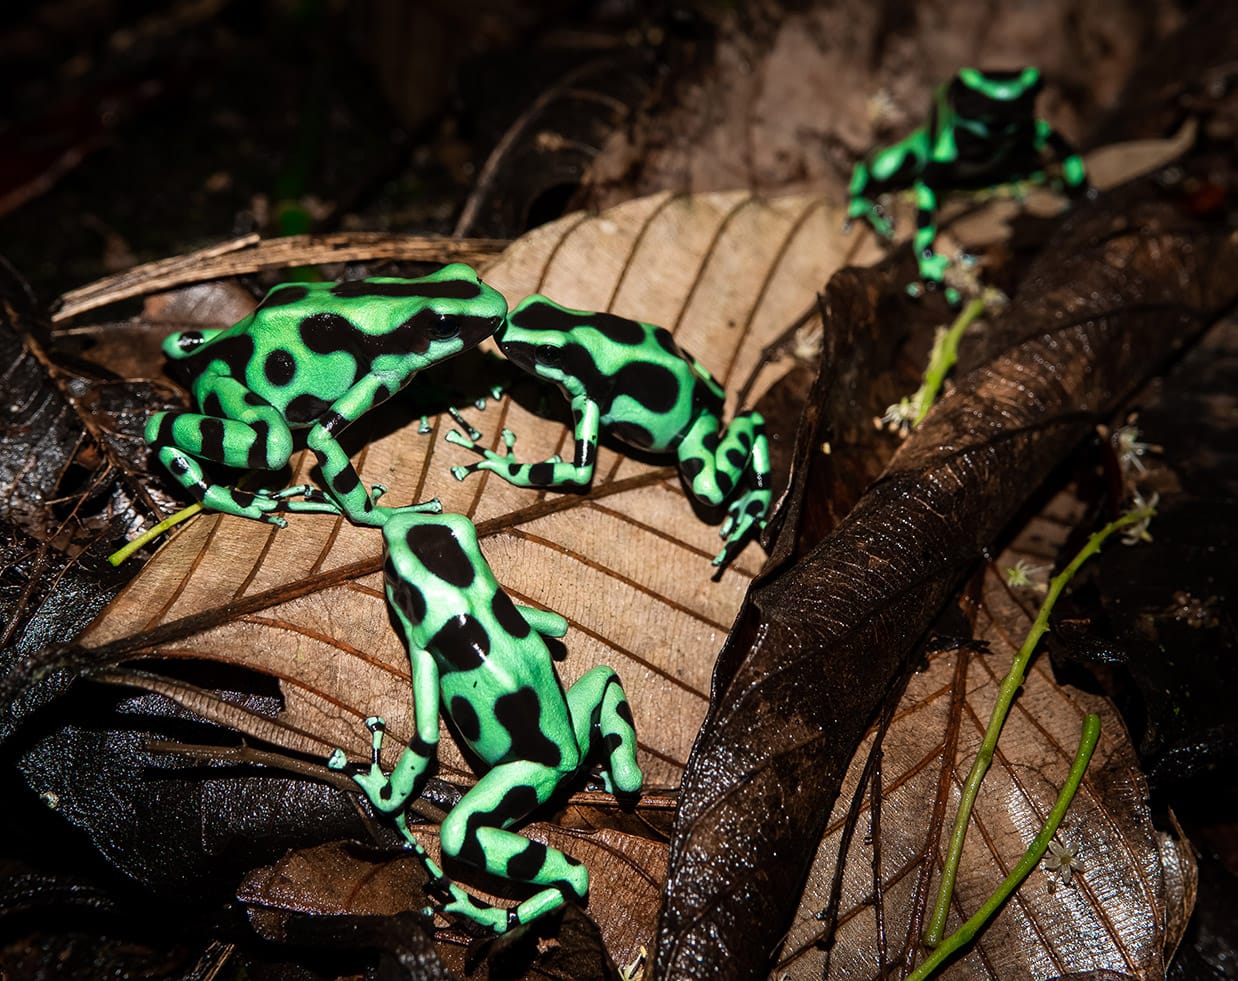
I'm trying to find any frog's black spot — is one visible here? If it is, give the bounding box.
[200,392,224,419]
[714,470,734,498]
[332,466,360,497]
[491,590,531,639]
[320,410,350,436]
[388,308,439,356]
[171,330,206,356]
[243,392,266,407]
[387,563,427,624]
[507,463,522,478]
[700,430,720,454]
[615,698,634,728]
[746,498,767,516]
[496,688,561,768]
[452,818,487,868]
[247,421,270,469]
[610,421,654,449]
[199,418,225,461]
[299,312,357,355]
[613,361,680,414]
[153,413,177,446]
[509,298,579,333]
[232,489,257,508]
[506,839,549,882]
[495,784,540,824]
[286,393,332,423]
[726,447,747,471]
[168,456,190,476]
[431,614,489,672]
[213,333,255,378]
[589,312,647,346]
[259,284,309,309]
[407,731,435,760]
[680,455,705,483]
[527,462,557,487]
[736,429,751,450]
[604,732,624,756]
[915,209,935,231]
[449,696,481,743]
[654,328,687,359]
[407,523,475,588]
[263,349,297,386]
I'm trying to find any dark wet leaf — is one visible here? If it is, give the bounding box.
[653,182,1238,980]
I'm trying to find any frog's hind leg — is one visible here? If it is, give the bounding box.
[677,410,773,565]
[146,377,295,523]
[439,759,590,931]
[566,666,642,796]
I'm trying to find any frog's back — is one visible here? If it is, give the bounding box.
[382,512,570,766]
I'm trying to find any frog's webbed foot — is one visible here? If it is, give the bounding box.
[714,487,772,569]
[447,427,561,482]
[846,197,894,239]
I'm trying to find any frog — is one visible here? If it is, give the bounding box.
[145,263,507,527]
[326,505,643,934]
[447,295,772,569]
[846,67,1090,302]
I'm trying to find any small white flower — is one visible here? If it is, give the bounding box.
[1044,839,1084,888]
[1005,559,1049,589]
[1121,491,1159,545]
[619,945,648,981]
[1114,425,1161,475]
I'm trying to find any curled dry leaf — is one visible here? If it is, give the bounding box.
[654,182,1238,980]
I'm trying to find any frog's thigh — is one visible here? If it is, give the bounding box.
[440,760,589,898]
[148,380,293,472]
[677,412,759,506]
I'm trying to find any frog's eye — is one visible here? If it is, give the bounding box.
[536,344,562,366]
[432,313,460,339]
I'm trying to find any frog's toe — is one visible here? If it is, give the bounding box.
[327,748,349,771]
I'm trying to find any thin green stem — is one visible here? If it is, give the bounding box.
[907,713,1101,981]
[108,502,203,566]
[913,297,986,425]
[923,506,1153,946]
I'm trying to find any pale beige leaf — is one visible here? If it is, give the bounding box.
[774,498,1192,980]
[83,190,883,792]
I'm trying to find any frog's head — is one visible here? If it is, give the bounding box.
[951,67,1042,129]
[496,295,602,399]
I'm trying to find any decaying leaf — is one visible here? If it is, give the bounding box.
[654,182,1238,980]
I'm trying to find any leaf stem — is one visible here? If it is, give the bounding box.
[907,713,1102,981]
[108,502,203,566]
[923,506,1153,946]
[913,298,986,426]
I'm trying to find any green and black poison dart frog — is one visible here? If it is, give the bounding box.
[847,67,1090,301]
[146,264,506,527]
[448,296,772,569]
[326,506,642,934]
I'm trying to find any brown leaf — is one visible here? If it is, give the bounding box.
[654,182,1238,980]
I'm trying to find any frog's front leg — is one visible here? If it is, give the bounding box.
[329,648,441,813]
[450,395,601,489]
[146,376,295,524]
[304,373,399,526]
[565,666,642,796]
[910,177,952,288]
[439,758,588,931]
[847,130,928,239]
[1033,118,1089,193]
[676,410,772,565]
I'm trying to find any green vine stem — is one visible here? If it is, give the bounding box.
[913,297,987,425]
[923,505,1155,946]
[108,502,203,566]
[908,713,1102,981]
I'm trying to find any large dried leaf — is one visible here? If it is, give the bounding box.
[79,190,881,789]
[654,183,1238,980]
[775,505,1196,979]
